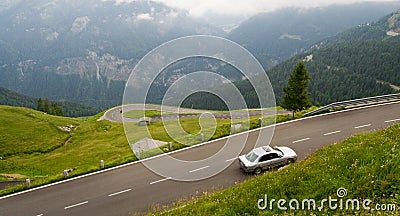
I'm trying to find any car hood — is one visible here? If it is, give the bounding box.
[276,146,297,158]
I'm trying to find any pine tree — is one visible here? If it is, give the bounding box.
[37,98,44,112]
[280,62,312,118]
[43,98,50,113]
[50,102,64,116]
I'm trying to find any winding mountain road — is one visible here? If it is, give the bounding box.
[100,104,290,122]
[0,102,399,216]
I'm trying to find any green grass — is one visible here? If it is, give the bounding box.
[152,124,400,215]
[123,110,167,119]
[0,106,81,157]
[0,106,133,196]
[125,117,251,159]
[127,114,290,159]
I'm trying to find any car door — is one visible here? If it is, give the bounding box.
[265,153,283,168]
[257,154,271,170]
[258,153,280,169]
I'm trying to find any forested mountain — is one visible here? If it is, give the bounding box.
[0,86,100,117]
[227,2,400,69]
[1,1,399,111]
[0,0,222,109]
[182,10,400,110]
[132,3,400,108]
[263,10,400,106]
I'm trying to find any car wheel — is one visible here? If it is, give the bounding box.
[254,167,262,175]
[286,159,295,165]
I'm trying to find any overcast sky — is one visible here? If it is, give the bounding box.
[152,0,398,17]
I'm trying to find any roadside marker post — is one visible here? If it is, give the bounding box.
[26,179,30,189]
[100,160,104,169]
[258,118,262,127]
[169,142,173,151]
[63,170,69,178]
[200,133,204,142]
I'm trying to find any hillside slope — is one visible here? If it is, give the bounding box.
[228,2,400,69]
[268,10,400,105]
[0,106,81,157]
[0,106,131,193]
[211,10,400,110]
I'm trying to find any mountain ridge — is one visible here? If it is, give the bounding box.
[1,1,400,109]
[0,0,224,108]
[228,2,400,69]
[181,10,400,110]
[268,10,400,105]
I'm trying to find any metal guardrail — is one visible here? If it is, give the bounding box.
[304,93,400,117]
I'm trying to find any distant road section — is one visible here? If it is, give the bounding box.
[99,104,289,122]
[99,104,204,122]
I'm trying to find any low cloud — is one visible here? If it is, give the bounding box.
[135,13,154,21]
[152,0,399,17]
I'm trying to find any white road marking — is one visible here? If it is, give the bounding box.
[292,138,311,144]
[64,201,88,210]
[354,124,371,129]
[189,166,210,173]
[108,188,132,197]
[225,157,237,162]
[36,214,43,216]
[385,119,400,123]
[150,177,171,185]
[323,131,341,136]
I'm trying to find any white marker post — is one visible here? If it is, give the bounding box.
[63,170,69,178]
[100,160,104,169]
[26,179,31,189]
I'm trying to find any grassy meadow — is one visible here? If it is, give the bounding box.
[0,106,133,195]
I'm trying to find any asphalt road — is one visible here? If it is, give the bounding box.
[0,102,399,216]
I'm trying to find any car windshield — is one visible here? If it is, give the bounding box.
[245,151,259,163]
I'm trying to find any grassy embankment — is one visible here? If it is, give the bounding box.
[0,105,295,196]
[123,109,165,119]
[152,124,400,215]
[0,106,130,195]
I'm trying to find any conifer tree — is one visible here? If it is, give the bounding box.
[281,62,312,118]
[37,98,44,112]
[43,98,50,113]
